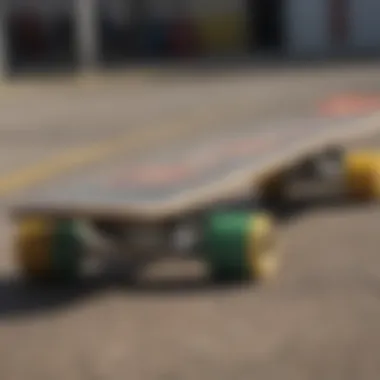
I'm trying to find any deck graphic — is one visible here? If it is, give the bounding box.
[109,133,277,189]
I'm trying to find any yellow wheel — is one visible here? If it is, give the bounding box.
[247,214,279,281]
[345,151,380,200]
[15,218,54,281]
[14,217,84,283]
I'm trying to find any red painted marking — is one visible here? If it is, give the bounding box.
[320,94,380,117]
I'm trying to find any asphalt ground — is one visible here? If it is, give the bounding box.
[0,62,380,379]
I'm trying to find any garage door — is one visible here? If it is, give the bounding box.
[285,0,330,56]
[349,0,380,50]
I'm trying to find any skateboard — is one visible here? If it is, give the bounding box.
[10,111,380,285]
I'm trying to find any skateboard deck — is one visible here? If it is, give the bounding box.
[10,112,380,221]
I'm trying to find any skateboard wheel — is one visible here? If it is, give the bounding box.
[50,220,85,281]
[15,218,53,280]
[345,152,380,200]
[201,211,278,283]
[15,218,84,283]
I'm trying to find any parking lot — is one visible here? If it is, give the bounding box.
[1,62,380,379]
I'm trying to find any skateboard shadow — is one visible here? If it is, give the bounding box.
[0,273,118,320]
[121,277,250,297]
[0,272,249,320]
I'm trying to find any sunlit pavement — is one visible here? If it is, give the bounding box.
[1,63,380,380]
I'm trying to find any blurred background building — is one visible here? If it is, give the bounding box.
[1,0,379,76]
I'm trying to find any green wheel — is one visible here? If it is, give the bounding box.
[201,211,278,283]
[15,218,84,284]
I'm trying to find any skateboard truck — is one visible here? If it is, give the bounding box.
[259,146,348,208]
